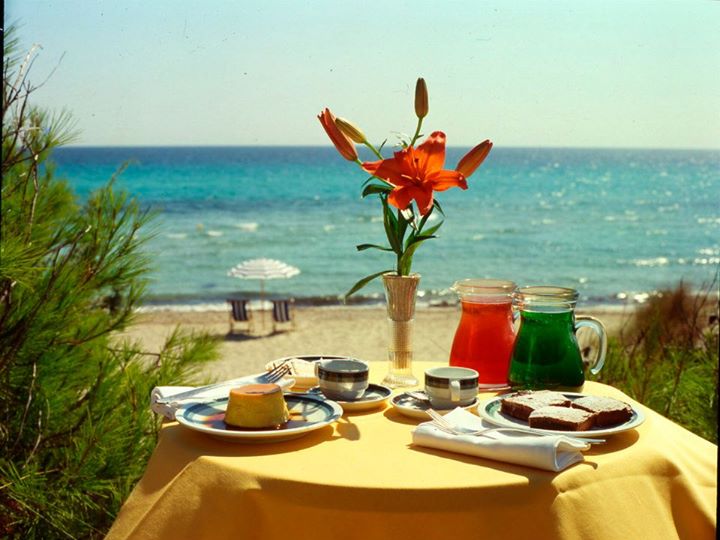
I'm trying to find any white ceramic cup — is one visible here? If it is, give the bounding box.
[424,366,479,409]
[315,358,369,401]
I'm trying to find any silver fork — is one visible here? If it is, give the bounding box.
[155,361,291,404]
[426,408,604,444]
[260,363,292,383]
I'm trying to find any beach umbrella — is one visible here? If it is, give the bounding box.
[228,258,300,326]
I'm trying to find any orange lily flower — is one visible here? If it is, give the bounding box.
[318,108,358,161]
[361,131,466,216]
[456,140,493,178]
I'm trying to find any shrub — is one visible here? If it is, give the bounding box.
[590,280,719,443]
[1,29,218,538]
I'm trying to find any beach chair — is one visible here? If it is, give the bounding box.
[227,299,254,335]
[271,299,295,332]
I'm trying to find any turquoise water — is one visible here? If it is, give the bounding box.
[53,146,720,307]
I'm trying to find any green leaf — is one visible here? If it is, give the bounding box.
[397,209,409,247]
[356,243,394,252]
[421,221,443,237]
[419,214,430,230]
[399,224,441,273]
[361,183,392,198]
[406,234,436,248]
[404,213,442,249]
[433,199,445,216]
[381,196,402,254]
[379,138,388,152]
[362,175,393,190]
[344,270,392,300]
[398,237,432,275]
[385,197,399,228]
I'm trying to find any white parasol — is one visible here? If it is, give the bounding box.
[228,258,300,325]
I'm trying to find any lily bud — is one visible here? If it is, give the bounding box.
[335,117,367,144]
[414,78,429,119]
[456,140,493,179]
[317,108,358,161]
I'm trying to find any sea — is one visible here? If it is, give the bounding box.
[52,146,720,311]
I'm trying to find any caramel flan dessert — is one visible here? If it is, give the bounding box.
[224,383,289,429]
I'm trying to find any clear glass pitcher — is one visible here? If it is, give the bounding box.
[508,286,607,390]
[449,279,517,387]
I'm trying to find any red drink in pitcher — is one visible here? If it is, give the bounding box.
[449,280,517,387]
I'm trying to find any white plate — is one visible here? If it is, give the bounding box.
[391,392,479,420]
[175,395,342,443]
[265,355,350,389]
[478,392,645,438]
[306,383,392,412]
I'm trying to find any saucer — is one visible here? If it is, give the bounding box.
[308,383,392,412]
[391,392,479,420]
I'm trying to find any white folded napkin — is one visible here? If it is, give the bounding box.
[412,408,590,472]
[150,377,293,420]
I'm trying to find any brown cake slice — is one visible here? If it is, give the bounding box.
[500,390,572,421]
[528,406,595,431]
[571,396,633,427]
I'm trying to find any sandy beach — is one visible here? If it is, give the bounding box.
[120,305,634,381]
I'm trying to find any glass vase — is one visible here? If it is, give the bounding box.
[381,273,420,388]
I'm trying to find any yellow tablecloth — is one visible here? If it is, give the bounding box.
[107,362,717,540]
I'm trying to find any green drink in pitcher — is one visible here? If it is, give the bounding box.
[508,287,607,390]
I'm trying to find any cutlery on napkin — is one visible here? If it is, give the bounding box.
[151,376,294,420]
[412,408,591,472]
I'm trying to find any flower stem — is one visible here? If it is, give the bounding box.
[409,118,424,147]
[364,141,384,160]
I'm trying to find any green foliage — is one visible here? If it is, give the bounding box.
[345,269,393,300]
[345,194,445,298]
[589,281,719,443]
[1,28,219,538]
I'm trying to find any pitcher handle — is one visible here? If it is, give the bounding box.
[575,315,607,375]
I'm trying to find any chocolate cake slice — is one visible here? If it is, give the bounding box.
[571,396,633,427]
[528,406,595,431]
[500,390,572,421]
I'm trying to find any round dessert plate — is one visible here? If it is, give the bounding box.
[175,395,342,443]
[265,355,349,389]
[307,383,392,412]
[478,392,645,438]
[391,392,479,420]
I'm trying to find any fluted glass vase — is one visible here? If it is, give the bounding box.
[381,273,420,388]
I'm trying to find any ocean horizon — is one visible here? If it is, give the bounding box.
[52,145,720,310]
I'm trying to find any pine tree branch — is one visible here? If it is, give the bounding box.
[12,361,37,450]
[24,154,41,243]
[24,398,45,466]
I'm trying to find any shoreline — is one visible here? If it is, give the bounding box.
[120,305,635,382]
[136,293,666,313]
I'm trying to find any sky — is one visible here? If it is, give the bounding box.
[4,0,720,149]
